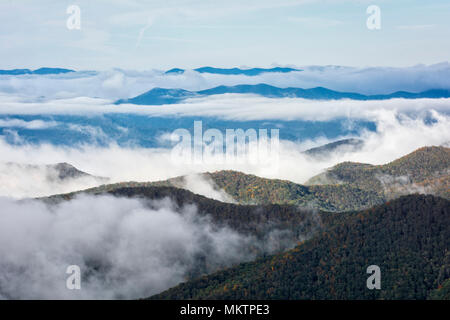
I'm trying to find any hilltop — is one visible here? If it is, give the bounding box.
[115,84,450,105]
[0,68,75,75]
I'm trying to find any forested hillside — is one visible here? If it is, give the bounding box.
[206,171,383,211]
[43,185,352,248]
[46,146,448,212]
[150,195,450,300]
[46,171,383,212]
[306,146,450,200]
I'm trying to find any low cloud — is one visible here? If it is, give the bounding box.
[0,195,258,299]
[1,92,449,123]
[178,174,236,203]
[0,118,58,129]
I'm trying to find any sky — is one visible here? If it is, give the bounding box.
[1,0,449,70]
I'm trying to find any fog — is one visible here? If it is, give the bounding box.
[0,195,262,299]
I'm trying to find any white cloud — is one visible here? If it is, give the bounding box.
[0,118,58,129]
[287,16,344,27]
[178,173,236,203]
[1,89,450,122]
[0,195,255,299]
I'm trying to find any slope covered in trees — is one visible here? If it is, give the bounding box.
[162,146,449,211]
[205,171,383,211]
[43,185,347,244]
[306,146,450,200]
[150,195,450,300]
[47,170,383,212]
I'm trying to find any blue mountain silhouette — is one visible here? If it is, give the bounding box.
[116,84,450,105]
[165,66,301,76]
[0,68,75,75]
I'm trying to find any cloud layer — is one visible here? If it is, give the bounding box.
[0,108,448,198]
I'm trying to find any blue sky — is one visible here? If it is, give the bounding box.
[1,0,449,70]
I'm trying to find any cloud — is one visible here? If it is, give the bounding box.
[177,173,236,203]
[0,118,58,129]
[0,195,258,299]
[66,124,111,145]
[376,174,436,197]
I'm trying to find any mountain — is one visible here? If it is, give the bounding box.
[165,67,301,76]
[116,84,450,105]
[197,84,369,99]
[203,171,383,212]
[306,146,450,200]
[0,68,75,75]
[115,88,196,105]
[149,194,450,299]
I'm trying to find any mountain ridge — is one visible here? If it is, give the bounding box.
[0,68,75,75]
[42,146,449,212]
[116,84,450,105]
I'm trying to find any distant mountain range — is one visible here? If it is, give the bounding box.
[0,68,75,75]
[165,66,301,76]
[116,84,450,105]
